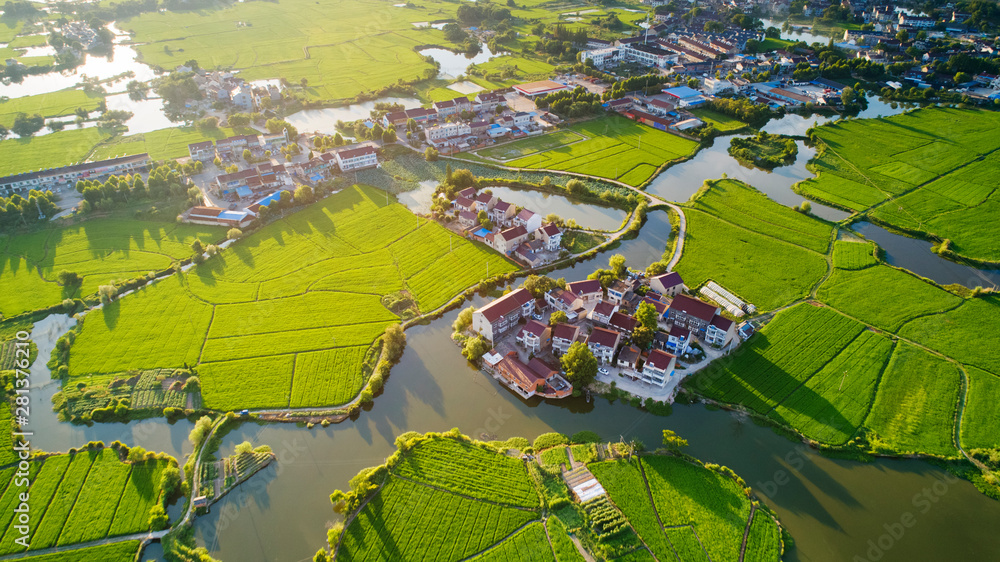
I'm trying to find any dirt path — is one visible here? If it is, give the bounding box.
[737,504,757,562]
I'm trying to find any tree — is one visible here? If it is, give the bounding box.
[453,306,475,333]
[56,270,82,287]
[522,274,561,298]
[148,505,169,531]
[561,341,597,386]
[123,445,147,463]
[896,29,909,43]
[765,26,780,38]
[954,71,972,84]
[294,184,314,203]
[382,128,397,143]
[160,466,182,497]
[189,415,214,448]
[384,323,406,360]
[645,261,668,277]
[632,325,654,349]
[462,336,491,361]
[661,429,688,452]
[235,441,254,454]
[11,113,44,137]
[425,147,439,161]
[609,254,627,278]
[98,284,116,304]
[635,302,658,331]
[227,228,243,240]
[549,310,568,326]
[565,179,586,195]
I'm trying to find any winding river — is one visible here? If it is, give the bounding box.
[21,107,1000,561]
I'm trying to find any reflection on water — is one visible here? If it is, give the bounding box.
[284,97,422,133]
[852,222,1000,288]
[418,45,503,79]
[0,43,157,99]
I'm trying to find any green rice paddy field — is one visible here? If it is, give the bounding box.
[0,448,172,555]
[333,433,778,562]
[797,107,1000,263]
[0,89,104,129]
[676,179,832,311]
[0,219,224,317]
[501,116,700,187]
[66,185,517,410]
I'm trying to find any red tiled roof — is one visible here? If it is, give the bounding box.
[567,279,602,296]
[528,358,558,379]
[337,146,377,159]
[540,224,561,236]
[609,311,637,332]
[455,196,474,208]
[519,319,548,338]
[587,327,621,348]
[552,323,580,341]
[592,301,617,318]
[475,192,494,203]
[651,271,683,289]
[190,206,224,217]
[646,349,676,371]
[477,288,533,323]
[710,314,734,331]
[669,324,691,338]
[499,225,527,241]
[669,295,718,323]
[642,297,668,315]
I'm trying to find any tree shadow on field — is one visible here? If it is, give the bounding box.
[103,297,121,330]
[341,486,403,559]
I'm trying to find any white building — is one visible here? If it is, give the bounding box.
[426,122,472,143]
[640,349,677,387]
[580,47,621,67]
[335,146,378,171]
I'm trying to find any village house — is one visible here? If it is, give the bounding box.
[473,91,507,113]
[335,146,378,171]
[455,196,475,213]
[514,242,546,268]
[608,311,637,335]
[616,345,642,372]
[458,210,478,228]
[471,288,535,342]
[567,280,603,306]
[664,325,692,355]
[667,295,720,338]
[1,152,155,196]
[494,352,571,399]
[426,122,472,144]
[649,271,685,297]
[607,279,637,305]
[457,186,477,199]
[490,200,516,227]
[515,319,551,353]
[545,289,586,321]
[589,301,619,326]
[513,209,543,233]
[587,327,622,364]
[494,225,529,254]
[186,206,254,228]
[641,349,677,387]
[188,141,216,161]
[552,323,582,355]
[535,224,563,251]
[642,296,669,320]
[474,192,497,212]
[705,315,737,347]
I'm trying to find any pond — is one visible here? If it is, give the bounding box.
[284,97,422,133]
[851,221,1000,288]
[761,17,833,44]
[418,44,504,79]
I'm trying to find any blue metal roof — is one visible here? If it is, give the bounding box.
[217,211,247,221]
[663,86,702,98]
[254,190,287,207]
[236,186,252,197]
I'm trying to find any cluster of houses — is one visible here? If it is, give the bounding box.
[297,145,379,181]
[0,153,152,197]
[60,22,103,51]
[184,189,288,228]
[449,186,564,268]
[177,68,282,112]
[188,130,291,163]
[581,33,744,71]
[470,270,748,398]
[380,86,561,154]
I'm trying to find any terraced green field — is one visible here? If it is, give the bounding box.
[676,180,831,311]
[67,186,517,409]
[505,115,700,186]
[831,240,878,270]
[0,219,223,317]
[798,107,1000,263]
[0,447,172,555]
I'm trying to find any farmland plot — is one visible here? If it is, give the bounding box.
[960,367,1000,450]
[392,438,539,508]
[805,107,1000,262]
[469,521,555,562]
[589,459,676,560]
[832,240,878,270]
[7,541,141,562]
[898,295,1000,375]
[866,343,961,457]
[68,186,517,410]
[336,477,536,561]
[816,266,961,332]
[743,511,782,562]
[641,456,754,562]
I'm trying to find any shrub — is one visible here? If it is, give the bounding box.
[533,432,570,451]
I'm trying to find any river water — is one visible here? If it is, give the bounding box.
[15,57,1000,562]
[418,45,504,80]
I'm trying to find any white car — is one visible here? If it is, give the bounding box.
[598,368,609,375]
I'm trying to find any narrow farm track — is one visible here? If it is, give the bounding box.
[453,520,542,562]
[737,504,757,562]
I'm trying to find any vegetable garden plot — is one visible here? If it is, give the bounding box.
[546,517,585,562]
[392,438,539,507]
[289,346,370,407]
[665,526,710,562]
[743,511,782,562]
[589,459,675,560]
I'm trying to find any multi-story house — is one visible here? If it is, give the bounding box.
[667,295,720,338]
[640,349,677,387]
[471,288,535,341]
[552,323,581,355]
[567,280,602,306]
[515,320,551,353]
[587,327,622,364]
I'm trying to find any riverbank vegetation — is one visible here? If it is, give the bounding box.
[321,430,783,561]
[63,185,516,411]
[798,107,1000,264]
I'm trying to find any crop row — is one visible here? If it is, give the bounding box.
[470,521,555,562]
[743,511,781,562]
[337,476,536,561]
[665,527,709,562]
[832,241,878,270]
[588,460,675,560]
[392,438,539,508]
[546,516,585,562]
